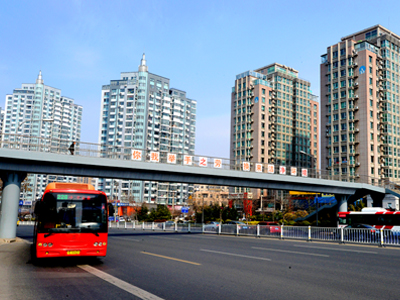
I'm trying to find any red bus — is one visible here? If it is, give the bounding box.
[338,207,400,231]
[32,182,109,259]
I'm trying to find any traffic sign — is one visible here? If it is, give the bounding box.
[181,207,189,213]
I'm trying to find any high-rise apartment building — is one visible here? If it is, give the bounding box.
[0,107,4,134]
[98,54,196,205]
[2,71,83,200]
[321,25,400,182]
[230,63,319,198]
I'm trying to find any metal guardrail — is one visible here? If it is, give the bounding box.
[19,221,400,246]
[104,222,400,247]
[0,133,385,186]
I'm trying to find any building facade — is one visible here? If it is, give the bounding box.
[321,25,400,182]
[230,63,319,199]
[98,54,196,205]
[2,71,82,200]
[191,185,229,207]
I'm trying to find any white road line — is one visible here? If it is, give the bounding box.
[252,247,330,258]
[200,249,271,261]
[78,265,164,300]
[293,244,378,254]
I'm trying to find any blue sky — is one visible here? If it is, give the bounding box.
[1,0,400,158]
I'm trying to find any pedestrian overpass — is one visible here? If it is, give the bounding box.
[0,137,388,239]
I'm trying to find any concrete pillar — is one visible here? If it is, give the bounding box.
[336,194,349,213]
[0,172,26,239]
[370,192,385,208]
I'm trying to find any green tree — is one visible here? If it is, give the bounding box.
[148,204,172,221]
[137,204,149,221]
[349,199,366,211]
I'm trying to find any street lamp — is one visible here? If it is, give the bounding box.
[17,118,54,150]
[299,150,316,169]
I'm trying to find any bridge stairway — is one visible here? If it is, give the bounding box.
[294,201,337,223]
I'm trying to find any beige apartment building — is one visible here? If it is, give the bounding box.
[190,185,229,207]
[321,25,400,183]
[230,63,319,199]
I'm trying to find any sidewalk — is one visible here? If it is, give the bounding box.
[0,237,26,245]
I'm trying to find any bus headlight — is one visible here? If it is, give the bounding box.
[94,242,98,246]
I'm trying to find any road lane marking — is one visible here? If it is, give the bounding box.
[252,247,330,257]
[200,249,271,261]
[293,244,378,254]
[78,265,164,300]
[141,251,201,265]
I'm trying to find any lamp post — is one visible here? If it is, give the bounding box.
[299,150,316,169]
[17,118,54,150]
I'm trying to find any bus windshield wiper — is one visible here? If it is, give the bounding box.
[81,228,100,236]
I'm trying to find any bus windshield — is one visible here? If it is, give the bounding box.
[37,192,108,234]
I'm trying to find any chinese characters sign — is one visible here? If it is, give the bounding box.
[132,150,142,161]
[243,162,250,172]
[214,159,222,168]
[267,164,275,174]
[291,167,297,176]
[199,157,208,167]
[167,153,176,164]
[184,155,192,166]
[279,166,286,175]
[150,151,159,163]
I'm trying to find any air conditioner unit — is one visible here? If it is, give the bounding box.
[355,174,360,178]
[356,128,359,132]
[356,162,360,166]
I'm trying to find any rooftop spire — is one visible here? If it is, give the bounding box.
[138,53,148,72]
[36,70,44,84]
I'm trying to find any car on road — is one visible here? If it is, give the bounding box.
[204,221,220,231]
[224,221,248,229]
[157,220,175,228]
[258,221,281,234]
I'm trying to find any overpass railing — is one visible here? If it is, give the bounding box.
[0,133,384,187]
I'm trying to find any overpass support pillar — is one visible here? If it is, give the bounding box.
[336,194,349,213]
[370,192,385,208]
[0,172,26,240]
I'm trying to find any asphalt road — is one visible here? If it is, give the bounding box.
[1,225,400,300]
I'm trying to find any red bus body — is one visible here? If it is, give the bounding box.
[33,183,108,259]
